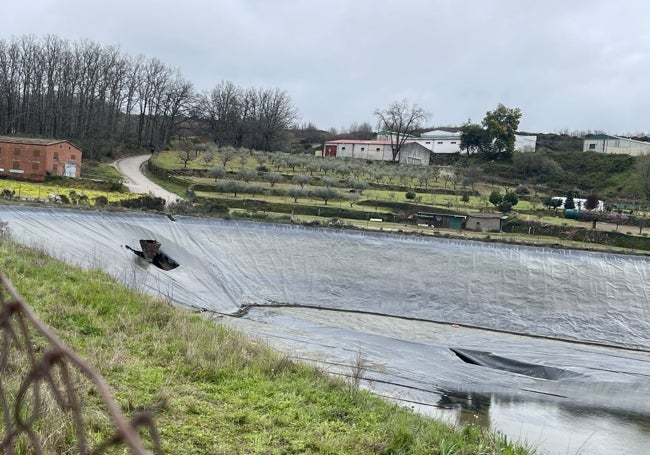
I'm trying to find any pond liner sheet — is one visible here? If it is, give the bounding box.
[450,347,586,380]
[1,206,650,454]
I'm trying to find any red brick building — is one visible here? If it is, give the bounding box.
[0,136,82,181]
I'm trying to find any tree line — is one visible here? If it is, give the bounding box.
[0,35,299,159]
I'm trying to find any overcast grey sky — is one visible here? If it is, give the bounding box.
[4,0,650,135]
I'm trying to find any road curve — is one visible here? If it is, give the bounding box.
[112,154,182,206]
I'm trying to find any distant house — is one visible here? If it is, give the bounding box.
[583,134,650,156]
[0,136,82,181]
[465,213,505,232]
[321,139,395,161]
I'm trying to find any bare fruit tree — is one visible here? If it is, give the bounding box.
[374,99,429,162]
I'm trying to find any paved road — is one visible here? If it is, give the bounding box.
[112,154,182,206]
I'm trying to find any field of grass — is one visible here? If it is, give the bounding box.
[0,235,535,454]
[81,162,124,181]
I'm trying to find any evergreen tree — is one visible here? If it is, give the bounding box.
[564,192,575,210]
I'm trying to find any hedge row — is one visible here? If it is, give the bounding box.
[204,197,394,221]
[503,219,650,251]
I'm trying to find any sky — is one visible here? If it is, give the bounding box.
[3,0,650,135]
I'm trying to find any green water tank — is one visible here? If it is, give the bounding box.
[564,209,580,219]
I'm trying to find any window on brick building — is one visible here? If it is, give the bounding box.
[32,161,40,170]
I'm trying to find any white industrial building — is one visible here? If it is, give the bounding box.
[321,139,395,161]
[551,197,605,212]
[321,129,538,165]
[583,134,650,156]
[398,130,462,165]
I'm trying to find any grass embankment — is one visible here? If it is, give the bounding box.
[0,236,535,454]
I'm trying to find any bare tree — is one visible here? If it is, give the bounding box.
[0,35,192,154]
[177,149,192,168]
[255,87,299,151]
[195,80,242,145]
[374,99,429,162]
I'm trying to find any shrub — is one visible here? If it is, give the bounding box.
[405,191,416,200]
[503,192,519,206]
[93,195,109,207]
[120,195,166,211]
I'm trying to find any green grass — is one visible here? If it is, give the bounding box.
[0,236,536,454]
[81,162,124,181]
[0,179,136,203]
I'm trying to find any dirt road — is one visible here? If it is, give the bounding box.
[112,154,182,206]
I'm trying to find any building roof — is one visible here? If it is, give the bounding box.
[0,135,69,146]
[466,212,507,219]
[585,134,650,146]
[584,134,619,140]
[416,212,466,219]
[421,129,462,138]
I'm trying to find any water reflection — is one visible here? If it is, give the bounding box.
[437,391,492,427]
[432,391,650,455]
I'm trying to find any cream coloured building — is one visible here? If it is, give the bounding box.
[583,134,650,156]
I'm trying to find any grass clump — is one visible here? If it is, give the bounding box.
[0,236,536,454]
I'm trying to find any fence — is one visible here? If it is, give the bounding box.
[0,273,162,454]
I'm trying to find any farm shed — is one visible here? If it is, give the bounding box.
[415,212,466,230]
[321,139,394,161]
[583,134,650,156]
[465,213,504,232]
[399,142,431,165]
[0,136,82,181]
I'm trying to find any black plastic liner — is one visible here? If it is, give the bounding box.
[125,239,179,271]
[451,347,585,380]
